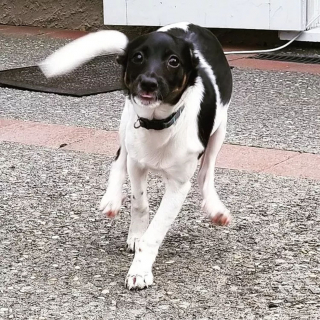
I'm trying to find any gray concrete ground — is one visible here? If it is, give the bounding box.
[1,34,320,319]
[1,142,319,319]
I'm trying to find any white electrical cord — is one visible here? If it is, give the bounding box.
[224,12,320,55]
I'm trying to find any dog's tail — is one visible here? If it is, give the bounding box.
[39,30,128,78]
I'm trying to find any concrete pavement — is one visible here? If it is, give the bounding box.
[0,27,320,320]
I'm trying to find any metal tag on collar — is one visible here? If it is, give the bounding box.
[134,117,148,129]
[134,118,142,129]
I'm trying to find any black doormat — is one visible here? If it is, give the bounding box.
[0,54,124,97]
[250,53,320,65]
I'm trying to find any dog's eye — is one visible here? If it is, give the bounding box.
[132,52,144,64]
[168,56,180,68]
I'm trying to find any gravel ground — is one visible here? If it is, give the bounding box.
[0,142,319,320]
[1,34,320,154]
[0,35,69,70]
[229,69,320,154]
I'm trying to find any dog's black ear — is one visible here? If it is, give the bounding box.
[116,53,129,90]
[116,53,127,66]
[182,39,199,69]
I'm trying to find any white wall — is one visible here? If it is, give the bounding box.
[103,0,308,31]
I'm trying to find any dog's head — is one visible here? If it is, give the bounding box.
[117,32,198,108]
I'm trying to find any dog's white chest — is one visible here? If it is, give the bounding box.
[125,128,191,170]
[125,110,203,173]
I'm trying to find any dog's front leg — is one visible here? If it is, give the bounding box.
[126,157,150,252]
[99,105,128,218]
[125,177,191,290]
[99,146,127,217]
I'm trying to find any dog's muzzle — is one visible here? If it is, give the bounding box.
[140,75,158,92]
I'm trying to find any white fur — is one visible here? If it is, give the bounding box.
[194,49,222,109]
[126,157,150,252]
[211,102,228,135]
[125,79,204,172]
[198,110,231,224]
[39,30,128,78]
[158,22,190,32]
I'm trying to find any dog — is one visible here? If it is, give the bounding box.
[40,22,233,290]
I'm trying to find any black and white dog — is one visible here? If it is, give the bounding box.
[40,22,233,290]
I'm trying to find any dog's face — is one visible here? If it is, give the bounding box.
[118,32,198,108]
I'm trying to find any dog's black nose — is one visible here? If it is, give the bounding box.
[140,75,158,92]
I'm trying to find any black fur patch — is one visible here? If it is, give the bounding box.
[166,24,232,148]
[187,24,232,105]
[197,68,217,147]
[198,151,204,160]
[115,147,121,160]
[117,31,198,106]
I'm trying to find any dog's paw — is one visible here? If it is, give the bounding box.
[99,191,124,218]
[125,268,153,290]
[202,198,231,226]
[125,255,154,290]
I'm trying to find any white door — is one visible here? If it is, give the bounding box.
[307,0,320,28]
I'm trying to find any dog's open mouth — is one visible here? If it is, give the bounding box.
[136,92,158,105]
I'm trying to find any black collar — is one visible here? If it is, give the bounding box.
[134,106,185,131]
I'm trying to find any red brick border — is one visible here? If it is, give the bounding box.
[0,119,118,156]
[1,118,319,180]
[0,25,88,39]
[228,57,320,74]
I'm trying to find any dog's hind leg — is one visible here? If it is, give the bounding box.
[126,157,150,252]
[197,112,231,226]
[99,105,128,218]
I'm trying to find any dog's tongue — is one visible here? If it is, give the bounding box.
[140,93,154,99]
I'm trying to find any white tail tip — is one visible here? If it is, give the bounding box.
[39,30,128,78]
